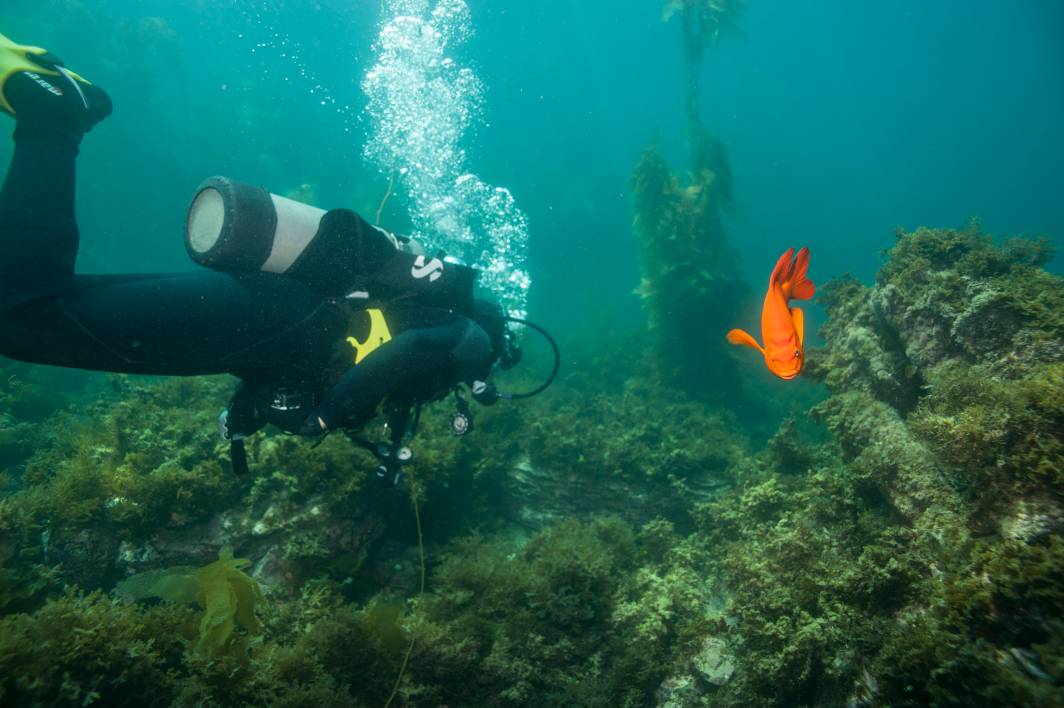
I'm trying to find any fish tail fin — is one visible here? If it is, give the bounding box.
[781,246,815,300]
[726,328,764,354]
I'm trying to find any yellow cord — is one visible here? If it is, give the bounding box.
[383,477,425,708]
[375,171,395,226]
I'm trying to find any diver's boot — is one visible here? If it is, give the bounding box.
[0,32,112,145]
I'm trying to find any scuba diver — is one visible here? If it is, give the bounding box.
[0,33,553,480]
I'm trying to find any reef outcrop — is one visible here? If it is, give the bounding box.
[0,224,1061,706]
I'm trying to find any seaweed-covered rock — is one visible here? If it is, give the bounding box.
[806,273,922,412]
[813,391,966,530]
[505,383,744,530]
[875,225,1061,374]
[0,373,399,595]
[692,636,735,685]
[395,516,718,707]
[811,225,1064,520]
[791,225,1064,705]
[695,458,894,706]
[809,223,1063,411]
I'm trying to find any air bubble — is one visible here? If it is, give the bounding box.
[363,0,529,316]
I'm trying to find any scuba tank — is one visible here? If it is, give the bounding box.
[184,176,475,307]
[186,176,327,276]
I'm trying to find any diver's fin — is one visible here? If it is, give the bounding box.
[0,31,109,138]
[0,31,81,115]
[790,307,805,347]
[726,328,764,353]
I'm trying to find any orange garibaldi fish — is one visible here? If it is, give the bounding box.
[726,247,815,380]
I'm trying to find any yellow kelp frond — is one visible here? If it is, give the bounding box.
[115,566,199,604]
[116,546,263,656]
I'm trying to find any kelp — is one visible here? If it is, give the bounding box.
[118,545,263,656]
[630,0,750,402]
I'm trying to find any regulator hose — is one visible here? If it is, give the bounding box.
[496,316,560,400]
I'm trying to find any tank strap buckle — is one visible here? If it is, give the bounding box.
[270,387,312,411]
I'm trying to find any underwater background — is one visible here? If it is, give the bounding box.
[1,0,1063,706]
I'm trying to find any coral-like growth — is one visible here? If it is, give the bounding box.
[0,589,194,706]
[384,516,724,706]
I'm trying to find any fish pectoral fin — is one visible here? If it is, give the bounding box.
[726,328,764,353]
[790,307,805,347]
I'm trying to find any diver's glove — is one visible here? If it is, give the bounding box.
[297,363,402,436]
[297,378,367,436]
[298,414,330,437]
[0,32,112,143]
[221,383,270,439]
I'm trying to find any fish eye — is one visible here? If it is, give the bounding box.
[794,349,801,359]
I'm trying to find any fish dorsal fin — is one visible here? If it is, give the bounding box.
[785,247,815,300]
[790,280,815,300]
[770,248,795,291]
[790,307,805,348]
[726,328,765,354]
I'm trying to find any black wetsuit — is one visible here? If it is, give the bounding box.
[0,132,494,432]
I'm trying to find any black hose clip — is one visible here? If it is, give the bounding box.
[470,380,498,406]
[374,444,411,487]
[499,326,523,370]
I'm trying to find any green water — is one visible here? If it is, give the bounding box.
[1,1,1062,706]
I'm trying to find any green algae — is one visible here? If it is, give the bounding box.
[395,516,713,706]
[0,589,195,706]
[2,376,237,538]
[789,225,1064,705]
[526,382,745,486]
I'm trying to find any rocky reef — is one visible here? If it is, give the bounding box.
[0,224,1062,706]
